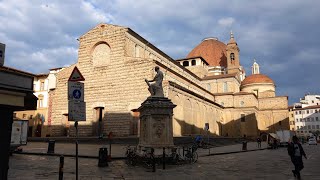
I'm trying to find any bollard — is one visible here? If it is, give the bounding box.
[98,147,108,167]
[182,147,185,157]
[242,141,247,151]
[151,148,156,172]
[162,147,165,170]
[59,156,64,180]
[47,140,55,154]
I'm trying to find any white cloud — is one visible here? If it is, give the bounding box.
[218,17,235,27]
[1,0,320,104]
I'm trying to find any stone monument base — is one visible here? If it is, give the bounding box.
[138,97,176,148]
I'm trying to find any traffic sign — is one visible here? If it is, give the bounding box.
[68,100,86,121]
[68,82,84,101]
[68,66,85,81]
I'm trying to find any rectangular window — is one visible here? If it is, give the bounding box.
[295,111,298,115]
[307,118,310,122]
[291,114,294,117]
[307,110,309,114]
[312,125,315,129]
[297,126,299,129]
[299,111,301,114]
[40,81,45,91]
[300,118,303,122]
[223,82,228,93]
[23,114,27,119]
[29,115,33,119]
[308,125,311,129]
[296,118,299,122]
[240,114,245,122]
[316,109,318,113]
[317,125,319,129]
[311,117,314,121]
[316,117,319,121]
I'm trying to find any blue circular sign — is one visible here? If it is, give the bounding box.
[73,89,81,99]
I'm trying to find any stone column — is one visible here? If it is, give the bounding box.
[138,97,176,148]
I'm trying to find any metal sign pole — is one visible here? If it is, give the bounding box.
[75,121,79,180]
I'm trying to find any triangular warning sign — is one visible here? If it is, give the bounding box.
[68,66,85,81]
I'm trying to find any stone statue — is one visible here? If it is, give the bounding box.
[145,66,164,97]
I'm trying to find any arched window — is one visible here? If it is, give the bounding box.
[38,94,44,108]
[230,53,235,61]
[183,61,189,67]
[191,60,196,66]
[92,42,111,67]
[207,84,211,91]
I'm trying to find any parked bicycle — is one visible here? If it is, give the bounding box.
[184,143,198,163]
[141,147,155,169]
[166,144,198,164]
[125,146,137,166]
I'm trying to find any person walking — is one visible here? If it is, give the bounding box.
[287,136,307,179]
[257,137,262,148]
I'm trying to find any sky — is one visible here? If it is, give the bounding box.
[1,0,320,105]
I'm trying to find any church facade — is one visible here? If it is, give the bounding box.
[47,23,289,138]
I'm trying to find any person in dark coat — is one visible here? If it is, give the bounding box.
[287,136,307,179]
[257,137,262,148]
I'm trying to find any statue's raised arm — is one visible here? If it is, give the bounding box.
[145,66,164,97]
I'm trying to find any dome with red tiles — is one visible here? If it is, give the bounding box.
[187,37,227,67]
[241,74,274,87]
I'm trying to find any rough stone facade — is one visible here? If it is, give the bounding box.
[48,23,289,138]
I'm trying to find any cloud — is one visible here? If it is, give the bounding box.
[1,0,320,104]
[0,0,113,73]
[218,17,235,27]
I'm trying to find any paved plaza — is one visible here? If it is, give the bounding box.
[8,142,320,180]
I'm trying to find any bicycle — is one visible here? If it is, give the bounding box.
[125,146,137,166]
[141,147,155,169]
[183,143,198,163]
[166,147,183,165]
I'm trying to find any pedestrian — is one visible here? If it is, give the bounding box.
[257,137,262,148]
[273,138,278,149]
[287,136,307,179]
[195,135,203,147]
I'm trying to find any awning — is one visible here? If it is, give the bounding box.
[24,92,37,110]
[269,133,279,139]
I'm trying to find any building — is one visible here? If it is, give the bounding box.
[15,67,64,137]
[292,94,320,137]
[0,42,37,178]
[294,94,320,108]
[45,23,288,138]
[288,106,295,131]
[293,105,320,137]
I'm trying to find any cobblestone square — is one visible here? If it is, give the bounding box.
[8,144,320,180]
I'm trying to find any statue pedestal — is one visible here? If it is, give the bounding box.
[138,97,176,148]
